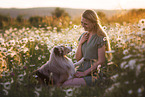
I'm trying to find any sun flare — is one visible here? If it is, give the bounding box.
[0,0,145,10]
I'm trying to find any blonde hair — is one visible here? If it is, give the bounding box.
[82,9,112,60]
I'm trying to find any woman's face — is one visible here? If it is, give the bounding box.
[81,17,94,32]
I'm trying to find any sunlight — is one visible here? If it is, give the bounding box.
[0,0,145,9]
[119,0,145,9]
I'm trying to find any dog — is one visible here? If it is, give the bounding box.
[29,45,76,86]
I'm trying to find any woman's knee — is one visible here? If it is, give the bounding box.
[62,78,86,86]
[62,79,73,86]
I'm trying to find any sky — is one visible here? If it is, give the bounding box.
[0,0,145,10]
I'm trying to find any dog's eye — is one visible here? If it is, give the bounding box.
[60,47,64,52]
[54,47,58,52]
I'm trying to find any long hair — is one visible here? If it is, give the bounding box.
[82,9,112,60]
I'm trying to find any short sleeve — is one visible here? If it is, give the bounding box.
[97,36,107,48]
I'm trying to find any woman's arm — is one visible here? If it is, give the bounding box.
[75,33,89,61]
[75,45,106,77]
[75,43,83,61]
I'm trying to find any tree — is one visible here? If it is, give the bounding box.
[16,15,24,23]
[51,7,70,18]
[0,14,10,29]
[0,21,3,29]
[29,16,43,24]
[0,14,10,22]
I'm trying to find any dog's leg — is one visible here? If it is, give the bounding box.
[56,74,69,86]
[28,70,47,86]
[37,77,45,85]
[74,58,84,67]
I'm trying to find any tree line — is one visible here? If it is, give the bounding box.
[0,7,109,31]
[0,8,73,30]
[1,8,144,30]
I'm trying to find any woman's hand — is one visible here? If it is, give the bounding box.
[79,33,89,45]
[74,71,87,78]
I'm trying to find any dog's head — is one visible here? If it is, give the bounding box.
[53,46,72,56]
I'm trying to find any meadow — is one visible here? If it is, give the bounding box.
[0,18,145,97]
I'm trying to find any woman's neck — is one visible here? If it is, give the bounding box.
[88,30,97,36]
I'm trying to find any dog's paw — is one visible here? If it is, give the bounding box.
[74,58,84,66]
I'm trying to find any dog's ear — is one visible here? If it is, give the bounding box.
[54,47,63,56]
[54,47,60,56]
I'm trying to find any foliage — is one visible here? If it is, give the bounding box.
[0,14,10,22]
[51,7,70,18]
[16,15,24,23]
[108,9,145,24]
[97,11,108,25]
[0,8,72,30]
[0,21,3,29]
[1,9,145,31]
[28,16,43,27]
[0,14,11,29]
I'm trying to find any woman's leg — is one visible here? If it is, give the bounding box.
[62,78,86,87]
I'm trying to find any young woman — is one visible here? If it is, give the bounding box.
[62,9,112,86]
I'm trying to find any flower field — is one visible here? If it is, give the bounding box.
[0,20,145,97]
